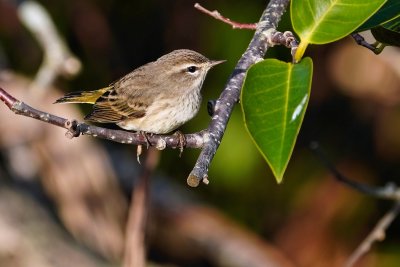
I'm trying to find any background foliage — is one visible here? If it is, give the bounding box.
[1,0,400,266]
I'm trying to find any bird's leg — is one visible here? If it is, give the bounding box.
[173,131,187,157]
[139,131,152,149]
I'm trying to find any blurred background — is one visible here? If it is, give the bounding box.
[0,0,400,266]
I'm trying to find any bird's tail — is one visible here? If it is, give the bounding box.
[54,87,111,104]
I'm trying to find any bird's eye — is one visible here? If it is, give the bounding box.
[187,66,197,73]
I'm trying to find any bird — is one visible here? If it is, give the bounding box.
[55,49,225,135]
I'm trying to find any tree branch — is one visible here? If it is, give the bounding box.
[0,87,17,109]
[0,87,205,150]
[351,33,380,54]
[345,201,400,267]
[194,3,298,60]
[194,3,257,30]
[310,142,400,201]
[310,141,400,266]
[187,0,291,187]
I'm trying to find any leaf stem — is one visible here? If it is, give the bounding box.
[294,41,307,62]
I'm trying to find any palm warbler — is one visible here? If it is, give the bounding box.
[55,49,224,134]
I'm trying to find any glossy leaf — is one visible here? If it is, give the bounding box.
[371,17,400,47]
[291,0,387,61]
[356,0,400,32]
[241,58,313,183]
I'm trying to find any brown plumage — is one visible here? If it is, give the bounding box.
[55,49,224,134]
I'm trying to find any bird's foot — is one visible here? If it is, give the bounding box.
[139,131,152,149]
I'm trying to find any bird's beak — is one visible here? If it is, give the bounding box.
[209,59,226,67]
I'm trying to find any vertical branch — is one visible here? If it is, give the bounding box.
[123,148,160,267]
[188,0,290,187]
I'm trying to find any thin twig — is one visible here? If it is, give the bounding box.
[0,87,205,149]
[269,31,299,61]
[123,148,160,267]
[194,3,298,61]
[187,0,291,187]
[345,201,400,267]
[309,141,400,200]
[351,33,379,54]
[194,3,257,30]
[310,141,400,266]
[0,87,17,109]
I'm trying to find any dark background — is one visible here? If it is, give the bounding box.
[1,0,400,266]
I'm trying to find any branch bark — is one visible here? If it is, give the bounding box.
[194,3,257,30]
[0,87,205,150]
[345,201,400,267]
[187,0,291,187]
[351,33,380,54]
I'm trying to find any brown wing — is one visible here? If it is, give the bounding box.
[84,88,148,123]
[85,62,163,123]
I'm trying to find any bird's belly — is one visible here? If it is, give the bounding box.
[117,92,201,134]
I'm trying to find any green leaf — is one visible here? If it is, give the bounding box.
[291,0,387,61]
[356,0,400,32]
[241,58,313,183]
[371,17,400,47]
